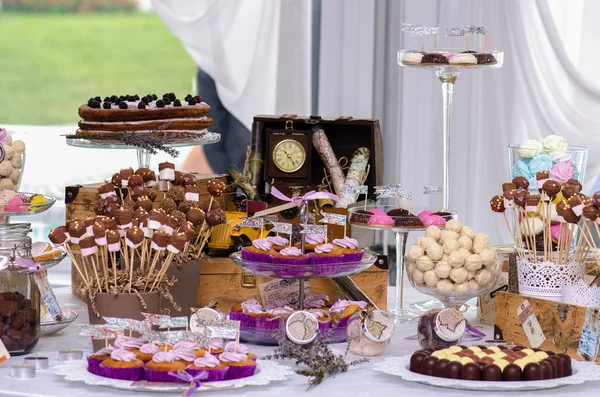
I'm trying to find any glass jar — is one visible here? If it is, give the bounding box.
[347,310,394,356]
[0,222,39,355]
[417,308,465,349]
[279,310,319,347]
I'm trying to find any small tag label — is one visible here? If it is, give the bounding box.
[42,291,62,319]
[258,279,312,308]
[577,307,600,361]
[517,299,546,348]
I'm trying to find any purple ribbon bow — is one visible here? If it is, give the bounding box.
[0,128,9,144]
[15,258,40,273]
[168,370,208,396]
[270,187,339,205]
[464,320,486,338]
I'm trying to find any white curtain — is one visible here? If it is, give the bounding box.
[370,0,600,245]
[150,0,312,131]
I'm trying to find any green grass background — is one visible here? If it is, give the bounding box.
[0,12,197,125]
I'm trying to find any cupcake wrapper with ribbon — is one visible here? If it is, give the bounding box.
[143,367,185,383]
[186,367,229,382]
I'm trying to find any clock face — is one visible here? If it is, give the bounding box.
[272,139,307,173]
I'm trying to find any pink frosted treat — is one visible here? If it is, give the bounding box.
[417,210,435,221]
[422,214,447,227]
[367,212,395,227]
[550,162,575,184]
[550,223,571,244]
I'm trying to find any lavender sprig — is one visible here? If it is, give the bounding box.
[120,132,180,157]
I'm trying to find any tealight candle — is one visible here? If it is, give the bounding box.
[24,355,49,370]
[58,349,83,362]
[10,363,36,379]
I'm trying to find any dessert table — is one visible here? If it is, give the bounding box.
[1,285,599,397]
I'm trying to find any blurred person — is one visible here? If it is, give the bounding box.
[151,0,312,174]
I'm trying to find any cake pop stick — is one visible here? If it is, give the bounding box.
[145,231,169,291]
[125,227,144,293]
[80,236,101,292]
[151,233,186,291]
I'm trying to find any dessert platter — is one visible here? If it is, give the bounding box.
[67,93,221,168]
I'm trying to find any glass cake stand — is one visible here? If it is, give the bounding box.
[348,205,457,323]
[66,132,221,168]
[397,49,504,210]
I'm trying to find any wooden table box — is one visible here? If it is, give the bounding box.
[196,257,387,312]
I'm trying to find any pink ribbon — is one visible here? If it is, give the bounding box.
[167,370,208,396]
[15,258,40,273]
[270,187,339,205]
[0,128,9,143]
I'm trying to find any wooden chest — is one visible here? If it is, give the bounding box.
[65,173,230,221]
[195,256,388,312]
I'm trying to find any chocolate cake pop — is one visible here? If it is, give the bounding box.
[542,180,561,199]
[49,226,70,246]
[489,195,505,213]
[536,171,549,189]
[166,186,185,204]
[512,176,529,190]
[93,222,107,245]
[170,210,186,226]
[206,209,226,226]
[98,183,116,199]
[422,53,449,64]
[167,232,187,254]
[172,171,185,186]
[183,173,197,186]
[186,207,205,226]
[159,197,177,214]
[207,179,226,197]
[562,185,578,200]
[177,221,195,240]
[202,198,220,211]
[127,174,144,189]
[513,189,528,207]
[134,196,153,212]
[184,185,200,201]
[94,199,105,216]
[111,172,122,187]
[158,162,175,181]
[131,185,149,202]
[179,200,201,213]
[565,179,582,192]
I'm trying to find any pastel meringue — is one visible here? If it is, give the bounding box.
[542,135,568,151]
[518,139,543,158]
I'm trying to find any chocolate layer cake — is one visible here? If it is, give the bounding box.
[410,345,572,381]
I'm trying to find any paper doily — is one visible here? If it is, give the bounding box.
[562,279,600,307]
[517,259,585,298]
[373,355,600,391]
[54,359,294,393]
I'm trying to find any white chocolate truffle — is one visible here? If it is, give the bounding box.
[424,270,440,286]
[434,261,451,278]
[412,268,425,284]
[479,248,497,267]
[425,243,443,260]
[0,161,12,177]
[454,281,470,294]
[472,233,490,254]
[440,254,449,262]
[417,237,437,249]
[9,168,20,184]
[10,154,22,169]
[448,251,465,268]
[440,230,459,243]
[426,225,442,240]
[465,254,483,271]
[407,245,425,260]
[467,269,475,279]
[12,140,25,153]
[437,279,454,294]
[450,267,468,283]
[468,279,480,291]
[443,239,459,255]
[458,248,471,260]
[518,139,543,158]
[460,226,475,239]
[475,268,492,285]
[3,145,15,161]
[0,178,14,190]
[457,235,473,251]
[416,255,434,271]
[402,52,424,64]
[445,219,462,233]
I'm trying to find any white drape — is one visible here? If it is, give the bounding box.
[374,0,600,245]
[150,0,312,131]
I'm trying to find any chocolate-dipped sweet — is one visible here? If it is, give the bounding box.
[67,220,86,243]
[184,185,200,201]
[125,227,144,248]
[562,185,578,200]
[162,215,180,235]
[94,199,105,215]
[542,180,561,199]
[565,179,582,192]
[167,232,187,254]
[592,191,600,207]
[523,363,543,381]
[102,217,117,231]
[503,189,516,209]
[104,202,121,216]
[556,354,572,376]
[461,362,481,381]
[549,356,563,377]
[502,182,517,194]
[567,195,584,217]
[513,189,528,208]
[420,356,438,376]
[490,195,505,213]
[556,201,579,224]
[179,200,201,213]
[410,351,428,373]
[474,53,497,64]
[114,208,133,229]
[421,53,449,64]
[172,171,185,186]
[48,226,70,246]
[512,176,529,190]
[207,179,226,197]
[178,221,195,240]
[525,194,540,213]
[93,222,107,245]
[536,171,549,181]
[111,172,122,187]
[186,207,205,226]
[582,205,600,222]
[481,364,502,381]
[502,363,522,381]
[166,186,185,204]
[128,174,144,189]
[432,359,449,377]
[134,196,154,212]
[544,357,557,378]
[79,235,98,257]
[136,168,156,186]
[133,207,148,222]
[158,162,175,181]
[151,231,169,250]
[183,173,197,186]
[98,183,116,199]
[539,360,553,380]
[106,229,121,252]
[84,216,95,236]
[130,185,149,202]
[444,361,463,379]
[148,210,165,230]
[119,168,134,187]
[206,209,226,227]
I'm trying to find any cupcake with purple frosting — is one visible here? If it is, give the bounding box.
[114,336,145,352]
[224,341,257,361]
[308,243,344,274]
[332,236,364,262]
[171,348,197,366]
[229,298,265,328]
[267,235,289,251]
[219,351,257,380]
[99,349,144,381]
[187,351,229,382]
[241,238,274,263]
[295,233,327,252]
[133,342,160,363]
[207,338,224,355]
[172,341,205,358]
[272,246,308,277]
[87,345,115,376]
[143,351,186,383]
[329,299,367,328]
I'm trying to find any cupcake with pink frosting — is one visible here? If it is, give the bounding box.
[267,235,289,251]
[207,338,225,355]
[224,341,257,361]
[99,349,144,381]
[241,238,274,263]
[218,350,257,380]
[171,348,197,366]
[87,345,115,376]
[272,246,308,277]
[295,233,327,252]
[143,351,186,382]
[186,351,229,382]
[256,305,293,335]
[114,336,145,352]
[332,236,364,262]
[308,243,344,274]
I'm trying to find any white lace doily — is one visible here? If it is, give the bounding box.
[54,359,294,393]
[563,279,600,307]
[517,258,586,298]
[373,355,600,391]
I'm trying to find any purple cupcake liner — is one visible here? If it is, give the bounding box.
[341,251,364,263]
[241,249,272,263]
[332,315,351,328]
[100,364,143,381]
[272,256,309,265]
[87,356,104,376]
[143,367,184,383]
[255,316,280,330]
[229,311,257,328]
[274,267,306,277]
[186,367,229,382]
[226,363,257,380]
[317,320,330,331]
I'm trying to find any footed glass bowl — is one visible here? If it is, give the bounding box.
[348,205,457,231]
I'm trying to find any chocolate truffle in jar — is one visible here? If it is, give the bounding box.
[417,308,465,349]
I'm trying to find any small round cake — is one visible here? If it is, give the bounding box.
[421,53,449,64]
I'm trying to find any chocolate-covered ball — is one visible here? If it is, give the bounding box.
[482,364,502,381]
[128,174,144,189]
[512,176,530,190]
[131,185,149,201]
[562,185,578,199]
[513,189,528,207]
[444,361,462,379]
[159,198,177,214]
[523,362,543,380]
[186,207,205,226]
[111,172,122,187]
[556,354,572,376]
[179,200,201,214]
[476,361,489,370]
[542,180,561,198]
[565,179,582,192]
[203,198,220,211]
[170,210,186,226]
[147,190,157,202]
[420,356,438,376]
[502,363,522,381]
[134,196,154,212]
[432,359,449,377]
[94,199,105,215]
[207,178,226,197]
[461,362,481,381]
[206,209,226,226]
[410,352,428,373]
[172,171,185,186]
[539,360,553,380]
[183,173,197,186]
[166,185,186,204]
[549,356,563,377]
[536,171,549,181]
[490,195,505,213]
[582,205,600,222]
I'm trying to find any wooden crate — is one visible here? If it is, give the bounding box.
[195,257,387,312]
[494,291,599,364]
[65,173,230,221]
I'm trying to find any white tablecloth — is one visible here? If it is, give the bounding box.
[0,287,598,397]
